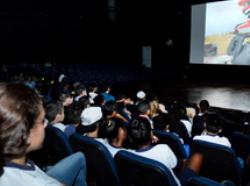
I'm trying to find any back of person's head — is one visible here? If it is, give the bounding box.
[87,82,98,92]
[150,100,160,117]
[136,90,146,101]
[203,112,222,134]
[137,100,150,115]
[128,117,152,148]
[59,92,73,106]
[153,113,171,131]
[199,100,210,113]
[80,106,103,134]
[186,107,196,120]
[93,94,104,106]
[76,84,87,95]
[78,96,90,110]
[99,82,110,93]
[0,82,42,175]
[170,101,188,120]
[102,100,117,117]
[45,100,64,123]
[99,118,126,142]
[66,102,82,125]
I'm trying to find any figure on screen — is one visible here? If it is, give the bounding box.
[227,0,250,65]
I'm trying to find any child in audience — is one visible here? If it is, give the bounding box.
[45,101,67,132]
[128,117,178,169]
[0,82,86,186]
[79,106,103,138]
[98,118,128,157]
[127,117,203,186]
[193,112,231,147]
[153,113,190,157]
[63,102,83,137]
[137,100,154,128]
[192,99,211,137]
[102,100,128,123]
[74,84,87,102]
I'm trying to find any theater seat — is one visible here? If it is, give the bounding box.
[70,133,120,186]
[114,150,179,186]
[190,140,241,185]
[187,176,236,186]
[153,129,188,159]
[29,125,73,169]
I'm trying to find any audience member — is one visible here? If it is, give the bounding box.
[0,82,87,186]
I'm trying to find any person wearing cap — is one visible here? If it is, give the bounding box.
[135,90,146,106]
[79,106,103,138]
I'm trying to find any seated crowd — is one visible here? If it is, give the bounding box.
[0,74,250,186]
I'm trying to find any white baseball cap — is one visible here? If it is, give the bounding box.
[81,107,103,126]
[136,90,146,99]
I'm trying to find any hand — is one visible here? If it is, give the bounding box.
[151,135,159,143]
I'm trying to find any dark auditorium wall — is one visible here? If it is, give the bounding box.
[1,0,246,83]
[0,0,184,67]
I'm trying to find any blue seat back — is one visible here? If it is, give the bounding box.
[29,125,73,168]
[114,150,179,186]
[70,133,120,186]
[172,120,191,144]
[190,140,241,185]
[187,176,231,186]
[153,130,187,159]
[231,131,250,161]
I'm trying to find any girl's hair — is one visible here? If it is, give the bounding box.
[127,117,151,149]
[102,100,117,117]
[0,82,42,175]
[150,100,160,117]
[99,118,125,142]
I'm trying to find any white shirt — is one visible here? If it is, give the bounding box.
[132,144,180,186]
[104,142,124,157]
[94,138,126,157]
[53,123,66,132]
[193,134,231,148]
[180,119,192,137]
[89,92,98,104]
[0,160,61,186]
[132,144,177,169]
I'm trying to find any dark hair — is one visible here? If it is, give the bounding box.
[128,117,151,149]
[59,92,72,103]
[78,96,90,110]
[200,100,210,113]
[87,82,98,92]
[76,84,86,95]
[0,82,42,175]
[99,118,125,142]
[65,102,82,124]
[170,101,188,120]
[137,100,150,115]
[203,112,222,133]
[102,100,117,117]
[45,101,63,122]
[99,82,110,93]
[93,94,104,106]
[153,113,171,131]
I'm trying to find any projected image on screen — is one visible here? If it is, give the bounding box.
[190,0,250,65]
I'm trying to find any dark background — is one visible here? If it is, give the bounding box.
[0,0,249,83]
